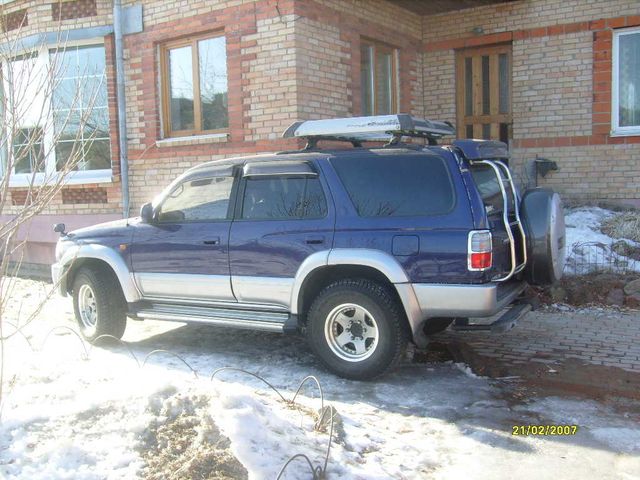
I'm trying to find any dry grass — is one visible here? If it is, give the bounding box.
[601,211,640,243]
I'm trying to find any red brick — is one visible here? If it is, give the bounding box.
[606,17,627,29]
[627,15,640,27]
[593,102,612,113]
[547,25,565,36]
[529,27,548,38]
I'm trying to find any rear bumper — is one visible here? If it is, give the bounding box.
[412,280,527,318]
[51,262,67,296]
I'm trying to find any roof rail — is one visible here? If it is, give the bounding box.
[282,114,455,148]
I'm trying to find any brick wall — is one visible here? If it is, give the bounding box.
[514,144,640,204]
[422,0,640,204]
[120,0,424,211]
[4,0,640,252]
[422,0,640,44]
[242,14,299,141]
[512,31,593,139]
[295,16,351,120]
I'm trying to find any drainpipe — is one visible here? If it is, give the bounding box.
[113,0,130,218]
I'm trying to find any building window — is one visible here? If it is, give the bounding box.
[360,39,398,116]
[52,45,110,172]
[2,44,111,185]
[613,27,640,135]
[160,33,228,138]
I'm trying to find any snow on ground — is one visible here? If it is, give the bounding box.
[563,207,640,274]
[1,279,640,479]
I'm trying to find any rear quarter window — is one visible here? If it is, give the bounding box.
[331,153,455,217]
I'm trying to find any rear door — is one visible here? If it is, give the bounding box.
[228,161,335,309]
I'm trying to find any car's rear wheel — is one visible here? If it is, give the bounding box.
[72,266,127,341]
[306,279,408,380]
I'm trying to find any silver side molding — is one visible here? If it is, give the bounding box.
[232,275,294,308]
[135,272,235,302]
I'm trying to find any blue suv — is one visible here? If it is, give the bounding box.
[52,115,565,379]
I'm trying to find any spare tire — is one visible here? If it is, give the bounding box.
[520,188,566,285]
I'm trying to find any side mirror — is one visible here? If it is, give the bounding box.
[140,203,154,224]
[53,223,67,236]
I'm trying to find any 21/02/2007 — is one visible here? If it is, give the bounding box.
[512,425,579,436]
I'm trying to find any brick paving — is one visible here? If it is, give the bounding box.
[430,307,640,397]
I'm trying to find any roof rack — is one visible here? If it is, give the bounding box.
[282,114,455,148]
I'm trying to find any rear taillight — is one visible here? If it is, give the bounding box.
[468,230,492,271]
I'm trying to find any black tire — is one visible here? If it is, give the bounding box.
[72,266,127,342]
[520,188,566,286]
[306,279,408,380]
[422,317,454,335]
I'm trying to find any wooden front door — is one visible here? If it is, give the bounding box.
[456,44,512,143]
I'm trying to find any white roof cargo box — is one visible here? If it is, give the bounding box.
[282,114,455,145]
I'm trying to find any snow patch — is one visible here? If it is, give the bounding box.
[564,207,640,274]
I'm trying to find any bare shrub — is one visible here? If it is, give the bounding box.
[0,15,109,410]
[601,211,640,243]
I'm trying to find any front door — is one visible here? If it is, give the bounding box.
[130,168,237,303]
[228,161,335,309]
[456,44,512,143]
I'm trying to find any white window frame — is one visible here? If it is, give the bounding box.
[612,26,640,136]
[2,38,112,187]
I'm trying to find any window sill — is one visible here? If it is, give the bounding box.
[156,132,229,148]
[9,171,113,188]
[610,129,640,138]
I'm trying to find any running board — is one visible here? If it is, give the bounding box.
[135,303,295,333]
[452,302,532,333]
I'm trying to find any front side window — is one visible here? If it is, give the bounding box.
[360,39,397,116]
[613,27,640,134]
[241,177,327,220]
[3,44,111,183]
[158,176,234,223]
[331,154,454,217]
[161,33,228,137]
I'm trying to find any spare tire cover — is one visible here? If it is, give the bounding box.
[520,188,566,285]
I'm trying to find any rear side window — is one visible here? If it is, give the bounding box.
[331,154,454,217]
[241,177,327,220]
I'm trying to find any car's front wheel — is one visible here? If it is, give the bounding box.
[72,266,127,342]
[306,279,408,380]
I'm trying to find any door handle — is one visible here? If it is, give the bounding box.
[305,236,325,245]
[203,237,220,245]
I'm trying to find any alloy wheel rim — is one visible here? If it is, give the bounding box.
[324,303,379,362]
[78,284,98,332]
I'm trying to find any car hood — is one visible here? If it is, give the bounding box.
[68,218,135,242]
